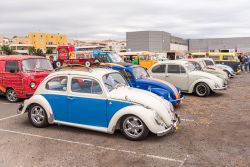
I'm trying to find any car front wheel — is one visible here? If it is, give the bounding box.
[120,115,149,141]
[6,88,19,103]
[195,83,211,97]
[28,104,49,128]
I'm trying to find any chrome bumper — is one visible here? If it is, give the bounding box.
[213,85,227,91]
[157,114,180,136]
[17,103,24,114]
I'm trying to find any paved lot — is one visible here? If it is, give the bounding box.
[0,73,249,167]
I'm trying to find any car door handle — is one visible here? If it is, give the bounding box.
[165,75,169,78]
[67,97,75,100]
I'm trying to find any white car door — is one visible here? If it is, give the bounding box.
[166,64,189,91]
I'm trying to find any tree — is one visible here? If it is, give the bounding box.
[46,48,53,54]
[35,49,44,56]
[1,45,14,55]
[28,46,36,55]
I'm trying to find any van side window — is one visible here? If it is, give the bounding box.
[6,61,19,73]
[46,76,68,91]
[152,64,166,73]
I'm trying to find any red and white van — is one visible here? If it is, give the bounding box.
[0,55,53,102]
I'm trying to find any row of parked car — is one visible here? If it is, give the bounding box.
[0,55,236,140]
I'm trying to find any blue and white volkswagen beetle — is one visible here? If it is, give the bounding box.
[18,68,180,140]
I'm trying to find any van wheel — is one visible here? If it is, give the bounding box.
[28,104,49,128]
[120,115,149,141]
[84,61,91,67]
[6,88,19,103]
[195,83,210,97]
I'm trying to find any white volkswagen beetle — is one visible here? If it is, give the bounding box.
[148,60,227,97]
[17,68,180,141]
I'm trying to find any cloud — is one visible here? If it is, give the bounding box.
[1,0,250,40]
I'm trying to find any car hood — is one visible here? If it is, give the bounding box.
[190,70,223,83]
[109,86,175,125]
[136,77,181,99]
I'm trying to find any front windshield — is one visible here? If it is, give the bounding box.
[185,63,196,72]
[103,72,128,92]
[22,58,53,72]
[132,66,150,79]
[110,53,123,63]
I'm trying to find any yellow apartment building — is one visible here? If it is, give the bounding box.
[10,32,68,54]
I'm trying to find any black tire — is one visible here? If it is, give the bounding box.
[94,59,101,64]
[28,104,49,128]
[195,82,211,97]
[6,88,19,103]
[56,61,62,68]
[84,60,91,67]
[120,115,149,141]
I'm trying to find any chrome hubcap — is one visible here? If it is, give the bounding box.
[31,106,45,124]
[7,90,17,102]
[197,85,206,96]
[123,116,144,138]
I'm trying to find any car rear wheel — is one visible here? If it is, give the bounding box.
[195,83,211,97]
[6,88,19,103]
[84,61,91,67]
[120,115,149,141]
[28,104,49,128]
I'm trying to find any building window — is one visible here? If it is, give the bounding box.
[51,36,53,38]
[33,35,35,38]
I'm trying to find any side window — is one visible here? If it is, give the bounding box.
[46,76,68,91]
[152,64,166,73]
[71,78,102,95]
[180,65,186,73]
[167,65,180,73]
[119,70,132,81]
[6,61,19,73]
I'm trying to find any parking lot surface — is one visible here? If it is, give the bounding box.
[0,73,249,167]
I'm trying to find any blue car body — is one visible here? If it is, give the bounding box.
[104,63,184,106]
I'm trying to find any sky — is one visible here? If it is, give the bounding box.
[1,0,250,41]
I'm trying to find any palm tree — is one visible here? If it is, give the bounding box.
[28,47,36,55]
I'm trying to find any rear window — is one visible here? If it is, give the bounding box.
[152,64,166,73]
[5,61,19,73]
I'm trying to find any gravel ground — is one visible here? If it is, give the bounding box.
[0,73,249,167]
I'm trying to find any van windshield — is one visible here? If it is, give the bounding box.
[22,58,53,72]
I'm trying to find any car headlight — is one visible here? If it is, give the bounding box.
[154,112,165,126]
[30,82,36,88]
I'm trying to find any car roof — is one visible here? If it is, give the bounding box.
[0,55,46,61]
[52,67,118,80]
[157,60,191,65]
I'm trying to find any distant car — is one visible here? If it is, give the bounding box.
[198,58,236,77]
[148,60,227,97]
[101,63,184,106]
[18,68,180,141]
[0,55,53,102]
[183,59,229,84]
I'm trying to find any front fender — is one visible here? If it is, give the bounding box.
[151,88,170,100]
[107,105,164,134]
[20,95,54,124]
[188,79,215,93]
